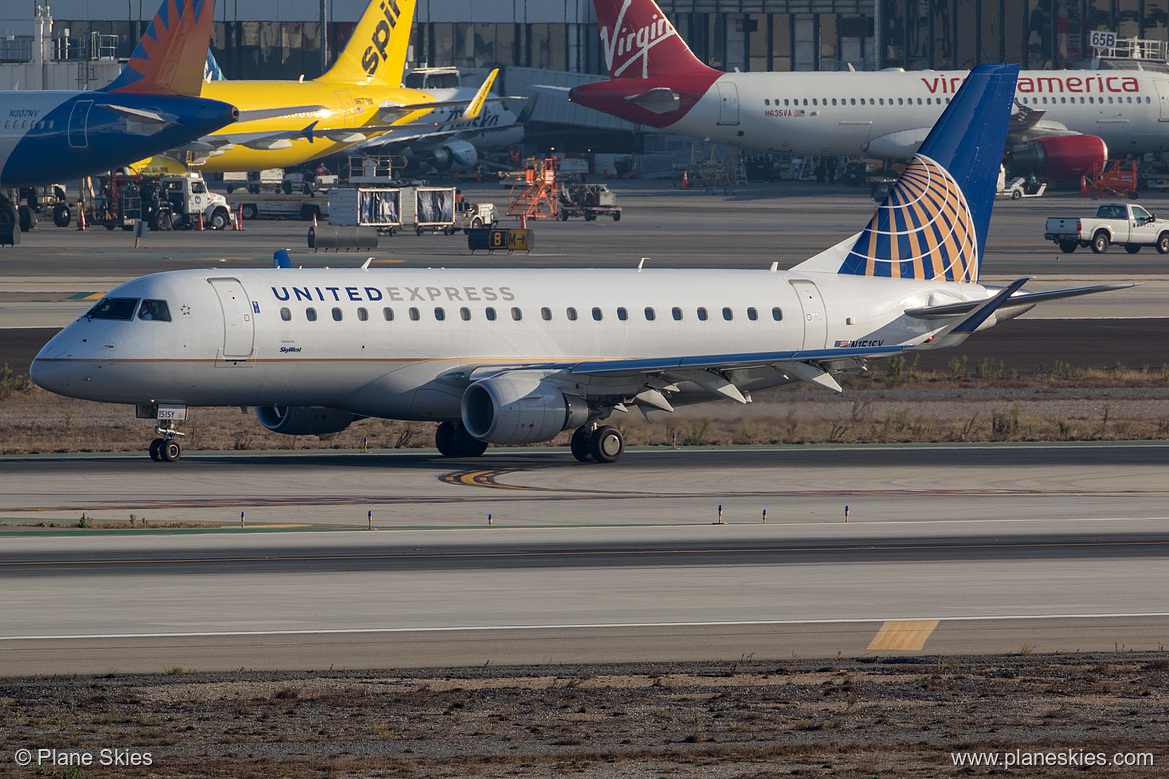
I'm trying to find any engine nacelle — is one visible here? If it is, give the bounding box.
[461,376,589,445]
[254,406,358,436]
[432,141,478,171]
[1008,135,1107,180]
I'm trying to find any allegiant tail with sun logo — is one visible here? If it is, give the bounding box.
[32,65,1132,465]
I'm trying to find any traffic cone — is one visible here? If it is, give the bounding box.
[76,201,86,231]
[196,210,204,231]
[682,170,689,190]
[312,213,318,228]
[602,165,608,179]
[234,203,243,231]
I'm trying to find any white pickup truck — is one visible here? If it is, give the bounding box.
[1044,202,1169,254]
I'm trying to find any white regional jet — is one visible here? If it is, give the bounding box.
[31,64,1130,464]
[569,0,1169,181]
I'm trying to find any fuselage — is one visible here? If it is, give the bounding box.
[31,267,990,419]
[572,69,1169,157]
[197,80,436,172]
[0,91,237,187]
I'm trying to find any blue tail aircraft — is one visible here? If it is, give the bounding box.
[31,64,1135,465]
[0,0,237,229]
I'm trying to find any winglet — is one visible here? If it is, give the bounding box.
[273,250,292,269]
[102,0,216,96]
[452,69,499,125]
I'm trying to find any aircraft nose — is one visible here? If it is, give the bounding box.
[29,352,70,394]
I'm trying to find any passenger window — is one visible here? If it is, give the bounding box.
[409,307,420,321]
[644,307,656,321]
[592,307,603,321]
[357,307,368,321]
[280,307,292,321]
[434,307,445,321]
[672,307,683,321]
[137,299,171,321]
[617,307,628,321]
[764,99,770,106]
[566,307,578,321]
[486,307,497,321]
[540,307,552,321]
[383,307,394,321]
[511,307,522,321]
[722,307,733,321]
[772,307,783,321]
[697,307,708,321]
[306,307,317,321]
[332,307,343,321]
[461,307,471,321]
[747,307,758,321]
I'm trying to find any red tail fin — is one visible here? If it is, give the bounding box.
[102,0,214,96]
[595,0,714,79]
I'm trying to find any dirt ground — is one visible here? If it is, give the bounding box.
[1,655,1165,778]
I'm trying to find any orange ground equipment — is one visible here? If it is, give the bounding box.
[1081,159,1140,200]
[505,158,559,219]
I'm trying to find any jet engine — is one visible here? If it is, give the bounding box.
[432,140,478,171]
[254,406,358,436]
[461,376,589,445]
[1008,135,1107,180]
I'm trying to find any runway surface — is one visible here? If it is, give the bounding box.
[3,445,1169,674]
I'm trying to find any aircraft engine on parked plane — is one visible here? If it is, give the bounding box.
[1008,135,1107,180]
[254,406,359,436]
[432,140,479,171]
[461,376,590,445]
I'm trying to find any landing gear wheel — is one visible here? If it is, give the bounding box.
[435,421,487,457]
[53,203,71,227]
[149,438,163,461]
[18,205,35,232]
[0,201,16,226]
[570,427,591,463]
[588,425,624,464]
[159,439,182,462]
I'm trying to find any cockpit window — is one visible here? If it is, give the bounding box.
[137,299,171,321]
[86,298,138,320]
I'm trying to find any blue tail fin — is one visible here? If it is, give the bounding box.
[838,64,1019,284]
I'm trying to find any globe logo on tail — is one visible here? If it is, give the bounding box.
[839,155,979,283]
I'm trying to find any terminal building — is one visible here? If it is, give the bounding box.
[2,0,1166,81]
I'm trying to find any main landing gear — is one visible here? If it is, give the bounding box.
[570,424,625,464]
[148,420,185,462]
[435,420,488,457]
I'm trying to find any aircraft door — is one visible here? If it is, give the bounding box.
[716,82,740,126]
[335,91,356,127]
[68,99,93,149]
[790,280,828,349]
[1155,80,1169,121]
[209,278,255,360]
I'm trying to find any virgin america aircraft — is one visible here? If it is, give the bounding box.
[569,0,1169,180]
[31,64,1128,464]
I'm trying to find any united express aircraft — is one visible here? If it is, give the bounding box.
[570,0,1169,180]
[31,65,1130,464]
[0,0,236,226]
[177,0,500,173]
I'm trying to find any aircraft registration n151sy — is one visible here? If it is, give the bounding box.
[0,0,237,226]
[31,65,1131,464]
[569,0,1169,181]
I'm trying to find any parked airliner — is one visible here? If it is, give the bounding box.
[570,0,1169,181]
[31,65,1130,464]
[0,0,237,227]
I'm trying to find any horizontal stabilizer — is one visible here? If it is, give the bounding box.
[237,105,326,123]
[625,87,680,114]
[94,103,173,125]
[905,282,1137,319]
[916,277,1031,350]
